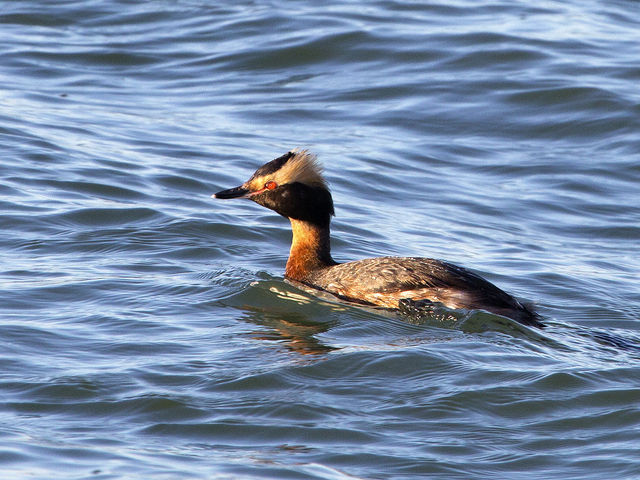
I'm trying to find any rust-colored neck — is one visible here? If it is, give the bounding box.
[285,219,335,281]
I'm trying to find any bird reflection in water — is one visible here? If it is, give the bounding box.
[239,307,338,355]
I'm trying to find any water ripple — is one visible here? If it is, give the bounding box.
[2,0,640,479]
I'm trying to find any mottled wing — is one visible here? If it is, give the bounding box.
[310,256,523,311]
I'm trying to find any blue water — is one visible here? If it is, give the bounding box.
[1,1,640,478]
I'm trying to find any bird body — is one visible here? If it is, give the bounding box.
[214,150,542,327]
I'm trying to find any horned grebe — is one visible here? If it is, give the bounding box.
[213,150,543,327]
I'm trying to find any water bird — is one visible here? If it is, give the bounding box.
[213,150,543,327]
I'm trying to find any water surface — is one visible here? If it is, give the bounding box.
[1,1,639,479]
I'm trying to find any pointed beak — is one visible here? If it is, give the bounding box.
[212,185,251,199]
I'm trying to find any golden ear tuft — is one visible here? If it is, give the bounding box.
[276,149,327,188]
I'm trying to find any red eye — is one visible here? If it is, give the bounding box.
[265,181,278,190]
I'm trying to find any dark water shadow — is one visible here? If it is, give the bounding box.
[220,277,552,354]
[218,276,640,362]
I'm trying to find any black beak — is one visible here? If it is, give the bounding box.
[212,185,250,199]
